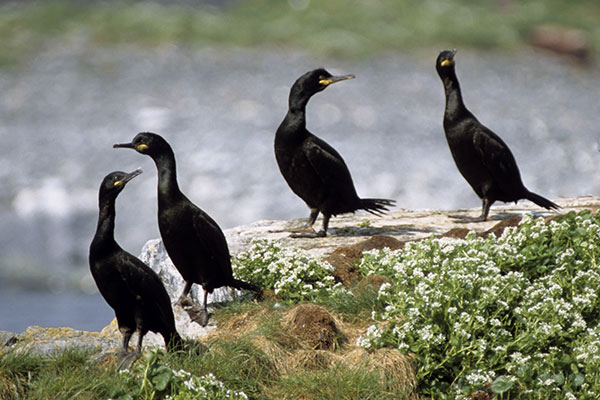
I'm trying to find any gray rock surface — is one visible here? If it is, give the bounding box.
[225,195,599,257]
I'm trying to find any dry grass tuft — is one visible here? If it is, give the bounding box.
[200,302,417,398]
[284,303,345,351]
[344,347,418,396]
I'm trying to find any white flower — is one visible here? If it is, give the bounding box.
[184,377,196,390]
[356,335,371,349]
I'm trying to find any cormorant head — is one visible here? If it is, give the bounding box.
[290,68,355,101]
[436,49,457,75]
[113,132,171,158]
[99,169,142,201]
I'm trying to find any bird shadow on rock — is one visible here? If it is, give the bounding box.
[449,211,526,223]
[329,224,434,238]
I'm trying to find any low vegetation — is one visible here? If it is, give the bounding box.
[2,210,600,399]
[0,0,599,65]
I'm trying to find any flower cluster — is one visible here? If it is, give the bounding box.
[228,212,600,398]
[112,350,248,400]
[232,239,337,302]
[164,372,248,400]
[356,211,600,398]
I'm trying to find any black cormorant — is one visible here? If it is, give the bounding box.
[89,169,183,368]
[436,49,559,221]
[114,133,259,326]
[275,68,395,237]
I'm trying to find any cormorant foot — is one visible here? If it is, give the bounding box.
[182,304,212,327]
[290,228,326,238]
[117,350,141,371]
[191,308,211,327]
[449,214,487,223]
[290,224,316,233]
[178,295,194,308]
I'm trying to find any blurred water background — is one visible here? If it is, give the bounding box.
[1,0,599,333]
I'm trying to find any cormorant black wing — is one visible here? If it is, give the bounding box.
[116,251,176,331]
[472,123,523,189]
[190,207,233,288]
[304,135,357,192]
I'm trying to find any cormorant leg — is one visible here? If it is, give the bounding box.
[116,328,141,371]
[291,209,331,238]
[290,208,319,236]
[195,290,210,327]
[177,281,194,305]
[476,198,491,222]
[315,214,330,237]
[306,208,319,227]
[202,289,209,311]
[135,329,145,354]
[120,327,133,353]
[181,286,212,327]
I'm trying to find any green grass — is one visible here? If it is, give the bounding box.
[0,0,599,66]
[0,348,133,400]
[273,364,400,400]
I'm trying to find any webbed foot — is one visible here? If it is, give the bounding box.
[182,302,212,327]
[117,350,140,371]
[449,214,487,223]
[290,227,326,238]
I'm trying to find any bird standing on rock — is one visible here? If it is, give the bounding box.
[435,49,559,221]
[89,169,183,370]
[114,133,260,326]
[275,68,395,237]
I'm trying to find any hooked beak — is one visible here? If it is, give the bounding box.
[124,168,143,182]
[113,142,134,149]
[113,168,142,188]
[319,74,355,86]
[113,142,148,152]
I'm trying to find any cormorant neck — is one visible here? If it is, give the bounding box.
[276,90,311,144]
[153,150,182,200]
[289,86,313,114]
[441,68,467,121]
[93,198,117,247]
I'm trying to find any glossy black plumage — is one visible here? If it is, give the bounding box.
[114,133,259,326]
[275,68,395,237]
[436,50,559,221]
[89,170,182,365]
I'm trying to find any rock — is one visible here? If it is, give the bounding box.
[0,330,18,347]
[224,196,596,259]
[7,326,120,355]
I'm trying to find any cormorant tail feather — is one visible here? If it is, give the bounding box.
[525,191,560,211]
[359,198,395,216]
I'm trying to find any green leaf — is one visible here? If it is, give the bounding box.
[571,373,585,387]
[491,375,514,393]
[552,373,565,385]
[151,365,173,391]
